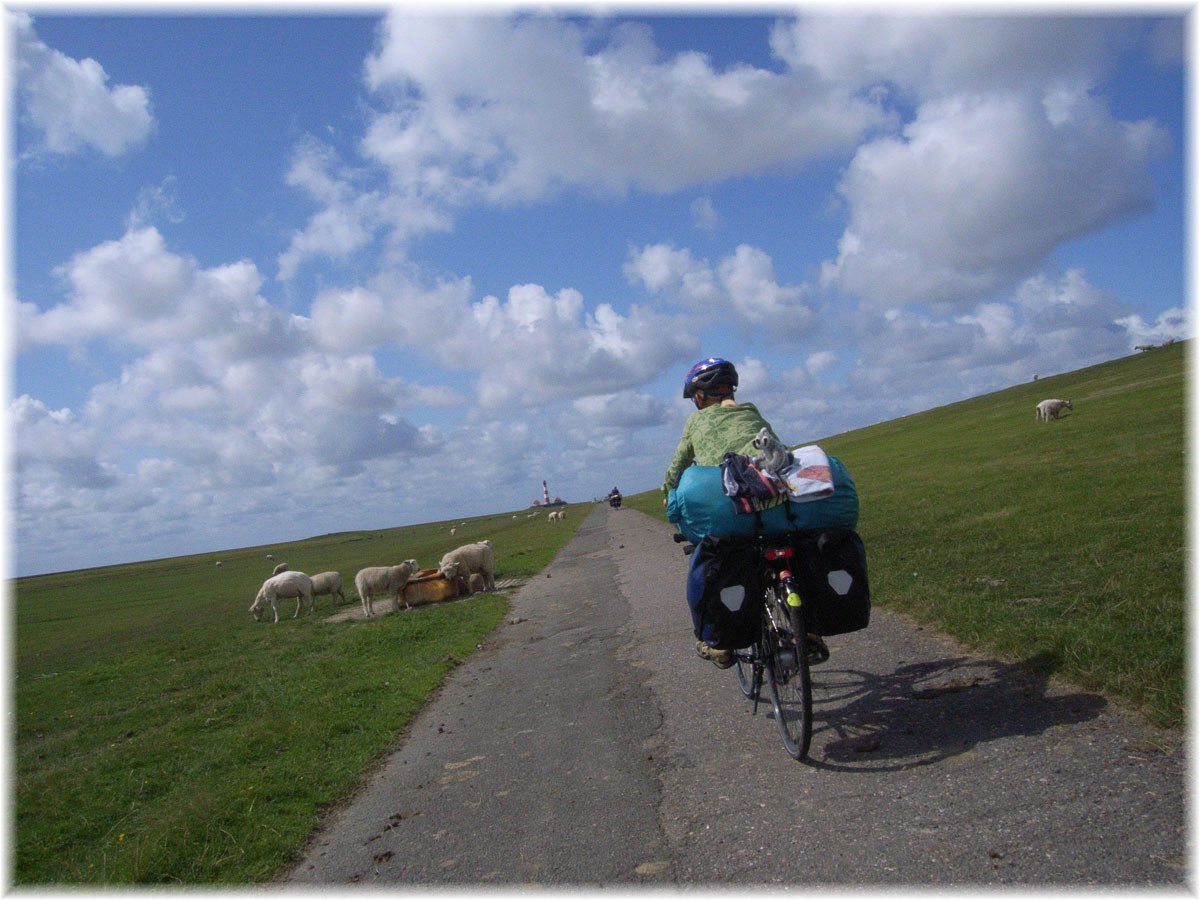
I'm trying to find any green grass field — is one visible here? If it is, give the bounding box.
[15,342,1186,884]
[14,505,590,883]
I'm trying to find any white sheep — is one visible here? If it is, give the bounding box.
[272,562,289,575]
[467,573,487,595]
[439,541,495,592]
[265,553,275,561]
[354,561,420,617]
[309,571,346,607]
[215,561,223,568]
[1035,399,1073,422]
[249,571,314,624]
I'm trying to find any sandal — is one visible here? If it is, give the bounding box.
[696,640,734,669]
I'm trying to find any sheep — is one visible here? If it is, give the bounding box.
[1136,344,1155,352]
[272,562,289,575]
[249,571,314,624]
[439,541,496,592]
[309,571,346,607]
[1035,399,1073,422]
[265,554,275,561]
[467,573,487,595]
[450,526,457,536]
[354,560,420,617]
[215,561,223,568]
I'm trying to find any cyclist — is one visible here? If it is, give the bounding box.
[663,357,783,495]
[663,357,785,668]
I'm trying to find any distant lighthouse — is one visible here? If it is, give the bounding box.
[543,480,550,506]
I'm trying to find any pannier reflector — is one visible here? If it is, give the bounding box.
[719,585,746,611]
[828,570,853,596]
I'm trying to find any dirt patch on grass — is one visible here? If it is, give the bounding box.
[322,578,526,623]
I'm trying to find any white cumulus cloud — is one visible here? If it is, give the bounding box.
[14,12,154,158]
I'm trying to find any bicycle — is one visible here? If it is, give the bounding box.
[736,537,832,760]
[679,531,837,761]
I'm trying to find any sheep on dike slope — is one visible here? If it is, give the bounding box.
[309,571,346,607]
[249,571,314,624]
[439,541,495,592]
[1036,398,1073,422]
[354,561,420,617]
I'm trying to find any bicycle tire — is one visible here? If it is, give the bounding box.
[735,647,757,699]
[763,587,813,760]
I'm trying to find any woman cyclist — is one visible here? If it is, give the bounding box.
[662,357,782,495]
[663,357,785,668]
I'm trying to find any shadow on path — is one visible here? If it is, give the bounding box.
[802,653,1107,772]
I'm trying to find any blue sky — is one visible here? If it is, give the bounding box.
[9,7,1190,577]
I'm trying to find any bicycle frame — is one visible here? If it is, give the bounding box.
[734,539,814,760]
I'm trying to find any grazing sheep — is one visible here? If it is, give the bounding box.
[450,526,457,536]
[249,571,314,624]
[272,562,289,575]
[265,554,274,561]
[309,571,346,607]
[1035,399,1073,422]
[215,561,223,568]
[439,541,496,592]
[354,561,420,617]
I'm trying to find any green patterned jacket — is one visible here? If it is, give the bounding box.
[662,401,780,495]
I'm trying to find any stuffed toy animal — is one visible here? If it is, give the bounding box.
[751,427,792,477]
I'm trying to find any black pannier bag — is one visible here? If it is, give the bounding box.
[792,528,870,636]
[686,535,763,650]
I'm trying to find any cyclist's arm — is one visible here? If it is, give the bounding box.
[662,429,696,495]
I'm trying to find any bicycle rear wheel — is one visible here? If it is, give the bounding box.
[763,590,812,760]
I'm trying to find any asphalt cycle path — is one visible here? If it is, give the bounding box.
[283,504,1186,887]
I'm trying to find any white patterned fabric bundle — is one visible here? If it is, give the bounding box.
[781,444,835,502]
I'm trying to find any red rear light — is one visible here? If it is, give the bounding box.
[764,546,794,561]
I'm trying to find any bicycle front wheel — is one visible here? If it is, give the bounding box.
[764,590,812,760]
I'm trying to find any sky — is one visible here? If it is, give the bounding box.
[8,4,1191,578]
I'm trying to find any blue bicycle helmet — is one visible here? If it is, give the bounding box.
[683,357,738,399]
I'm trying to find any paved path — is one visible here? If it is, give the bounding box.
[283,504,1187,887]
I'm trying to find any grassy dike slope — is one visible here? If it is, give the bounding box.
[14,505,590,883]
[631,342,1186,731]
